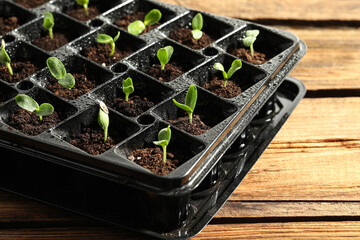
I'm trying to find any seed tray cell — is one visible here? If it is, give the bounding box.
[0,0,307,238]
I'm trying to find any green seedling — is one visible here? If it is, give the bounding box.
[243,29,259,57]
[76,0,89,16]
[15,94,54,121]
[127,9,162,35]
[191,13,203,40]
[43,12,54,40]
[157,45,173,71]
[0,40,13,75]
[153,125,171,164]
[46,57,75,90]
[98,101,109,143]
[213,59,242,87]
[173,85,197,124]
[96,31,120,57]
[122,77,134,102]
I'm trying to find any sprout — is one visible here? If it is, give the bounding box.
[153,125,171,164]
[157,45,173,71]
[243,29,259,57]
[213,59,242,87]
[76,0,89,16]
[191,13,203,40]
[98,101,109,143]
[96,31,120,57]
[172,85,197,124]
[127,9,162,35]
[0,40,13,75]
[46,57,75,90]
[43,12,54,40]
[122,77,134,102]
[15,94,54,121]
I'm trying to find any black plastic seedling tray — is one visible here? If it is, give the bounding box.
[0,0,307,238]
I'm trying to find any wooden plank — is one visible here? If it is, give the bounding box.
[196,222,360,239]
[0,222,359,239]
[277,27,360,90]
[216,201,360,218]
[158,0,360,21]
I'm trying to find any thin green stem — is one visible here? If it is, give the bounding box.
[162,146,167,164]
[189,112,193,125]
[104,127,108,143]
[5,62,13,75]
[39,115,43,121]
[84,4,89,16]
[224,79,228,88]
[161,63,165,71]
[110,42,115,56]
[125,94,129,102]
[250,44,254,57]
[49,28,53,40]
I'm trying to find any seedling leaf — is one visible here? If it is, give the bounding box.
[213,59,242,87]
[15,94,54,121]
[122,77,134,102]
[191,13,203,40]
[144,9,162,26]
[153,126,171,163]
[43,12,54,39]
[0,40,13,75]
[242,37,256,48]
[58,73,75,89]
[96,31,120,56]
[128,20,146,35]
[157,45,174,71]
[76,0,89,16]
[47,57,66,80]
[98,101,109,143]
[243,29,259,57]
[172,85,197,124]
[246,29,260,38]
[191,29,203,40]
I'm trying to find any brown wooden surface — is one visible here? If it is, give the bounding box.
[1,0,360,239]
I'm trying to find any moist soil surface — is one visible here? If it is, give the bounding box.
[115,11,161,34]
[14,0,48,8]
[169,27,214,50]
[169,114,210,135]
[47,66,98,100]
[66,6,100,21]
[7,109,63,136]
[145,63,183,82]
[229,48,268,65]
[70,128,120,155]
[0,16,20,35]
[107,95,155,117]
[83,43,133,66]
[33,33,70,51]
[202,76,242,98]
[0,61,39,83]
[128,147,186,175]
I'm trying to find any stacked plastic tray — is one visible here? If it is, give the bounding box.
[0,0,306,239]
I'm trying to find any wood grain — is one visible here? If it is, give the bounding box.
[158,0,360,21]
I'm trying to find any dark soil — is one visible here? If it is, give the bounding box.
[128,147,185,175]
[0,16,20,35]
[145,63,183,82]
[14,0,48,8]
[69,128,120,155]
[115,11,161,34]
[7,109,63,136]
[66,6,100,21]
[107,95,154,117]
[47,70,97,100]
[229,48,268,65]
[169,27,214,50]
[169,115,210,135]
[202,76,242,98]
[33,32,70,51]
[83,43,133,66]
[0,61,39,83]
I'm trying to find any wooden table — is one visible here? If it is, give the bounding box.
[1,0,360,239]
